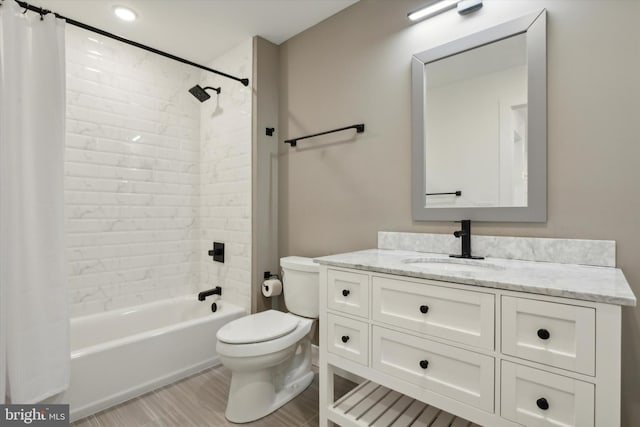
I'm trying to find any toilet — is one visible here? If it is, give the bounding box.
[216,256,319,423]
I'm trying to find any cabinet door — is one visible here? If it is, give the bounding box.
[327,269,369,318]
[502,296,595,375]
[372,326,494,412]
[327,314,369,366]
[501,361,594,427]
[372,276,494,349]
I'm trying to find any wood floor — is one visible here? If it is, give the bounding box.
[72,366,355,427]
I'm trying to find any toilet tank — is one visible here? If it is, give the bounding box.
[280,256,319,319]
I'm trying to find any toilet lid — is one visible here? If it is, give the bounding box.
[217,310,299,344]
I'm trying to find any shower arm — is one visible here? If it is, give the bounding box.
[11,0,250,87]
[203,86,221,95]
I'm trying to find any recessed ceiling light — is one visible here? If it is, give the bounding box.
[113,6,137,22]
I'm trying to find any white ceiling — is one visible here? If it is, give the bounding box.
[33,0,358,64]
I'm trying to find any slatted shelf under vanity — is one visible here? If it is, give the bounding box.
[330,380,481,427]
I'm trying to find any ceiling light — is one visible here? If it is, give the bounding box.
[113,6,137,22]
[408,0,457,22]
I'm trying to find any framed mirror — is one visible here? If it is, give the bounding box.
[412,10,547,222]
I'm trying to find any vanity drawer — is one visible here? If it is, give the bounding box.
[327,313,368,366]
[372,276,494,349]
[327,269,369,318]
[501,296,595,375]
[372,326,494,412]
[501,361,594,427]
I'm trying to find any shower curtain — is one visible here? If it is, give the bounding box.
[0,1,69,404]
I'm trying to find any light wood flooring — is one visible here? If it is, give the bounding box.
[72,366,355,427]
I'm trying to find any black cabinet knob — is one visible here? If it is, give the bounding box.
[536,397,549,410]
[537,328,550,340]
[341,335,350,343]
[419,360,429,369]
[420,305,429,314]
[342,289,350,297]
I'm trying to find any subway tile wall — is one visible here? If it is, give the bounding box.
[65,27,252,316]
[200,39,253,313]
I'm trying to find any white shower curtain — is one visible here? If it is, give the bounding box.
[0,1,69,404]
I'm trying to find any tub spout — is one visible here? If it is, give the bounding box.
[198,287,222,301]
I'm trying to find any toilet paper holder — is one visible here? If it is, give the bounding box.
[262,272,282,298]
[263,271,280,280]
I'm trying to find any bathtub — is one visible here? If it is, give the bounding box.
[48,295,245,422]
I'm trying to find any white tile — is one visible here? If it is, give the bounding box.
[65,28,203,315]
[66,29,253,316]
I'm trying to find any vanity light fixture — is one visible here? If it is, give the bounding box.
[408,0,483,22]
[408,0,457,22]
[113,6,137,22]
[457,0,483,15]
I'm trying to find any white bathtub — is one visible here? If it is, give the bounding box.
[49,295,245,422]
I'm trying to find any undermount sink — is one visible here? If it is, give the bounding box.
[401,257,505,272]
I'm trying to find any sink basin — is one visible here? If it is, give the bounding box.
[401,257,504,273]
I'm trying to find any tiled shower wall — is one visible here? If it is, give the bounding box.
[65,27,201,316]
[64,27,252,316]
[200,40,253,313]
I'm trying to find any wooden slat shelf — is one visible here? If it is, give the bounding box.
[330,380,482,427]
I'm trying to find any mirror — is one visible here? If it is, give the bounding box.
[426,33,527,208]
[412,10,547,222]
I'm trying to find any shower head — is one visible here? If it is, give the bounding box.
[189,85,221,102]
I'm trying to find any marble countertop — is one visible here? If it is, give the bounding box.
[315,249,636,306]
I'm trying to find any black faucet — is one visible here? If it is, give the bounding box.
[450,220,484,260]
[198,286,222,301]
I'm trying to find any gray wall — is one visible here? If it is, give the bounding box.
[278,0,640,423]
[252,37,280,313]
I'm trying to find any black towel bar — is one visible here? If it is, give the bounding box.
[284,124,365,147]
[425,191,462,196]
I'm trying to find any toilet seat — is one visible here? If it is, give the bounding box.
[217,310,299,344]
[216,311,313,358]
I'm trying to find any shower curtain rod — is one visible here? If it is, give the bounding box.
[11,0,250,87]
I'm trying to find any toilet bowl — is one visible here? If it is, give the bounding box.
[216,256,319,423]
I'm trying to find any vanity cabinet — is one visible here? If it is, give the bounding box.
[501,296,596,376]
[319,267,623,427]
[372,276,495,349]
[372,326,495,412]
[327,269,369,318]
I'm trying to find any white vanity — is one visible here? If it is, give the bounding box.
[316,232,636,427]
